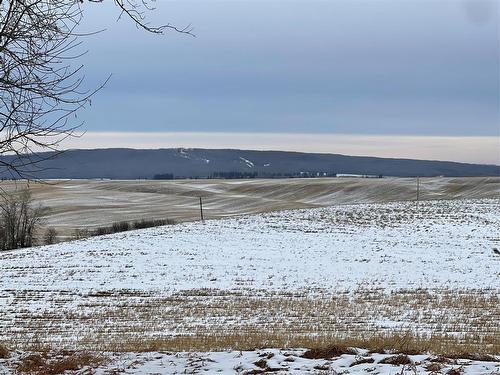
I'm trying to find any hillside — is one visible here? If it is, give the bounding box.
[0,198,498,373]
[1,148,498,179]
[0,177,497,241]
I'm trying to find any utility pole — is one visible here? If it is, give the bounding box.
[199,196,204,221]
[416,176,420,205]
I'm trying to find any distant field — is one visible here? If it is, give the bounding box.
[0,176,498,241]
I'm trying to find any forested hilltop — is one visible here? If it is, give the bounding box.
[0,148,498,179]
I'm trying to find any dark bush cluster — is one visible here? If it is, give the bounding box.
[44,228,58,245]
[153,173,174,180]
[76,218,175,240]
[132,218,174,229]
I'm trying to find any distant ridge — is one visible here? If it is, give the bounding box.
[0,148,498,179]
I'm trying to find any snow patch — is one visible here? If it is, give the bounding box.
[239,156,254,168]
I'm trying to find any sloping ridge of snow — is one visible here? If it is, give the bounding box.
[0,199,498,294]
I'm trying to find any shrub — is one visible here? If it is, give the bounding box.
[44,228,58,245]
[132,218,174,229]
[112,221,130,233]
[93,226,112,236]
[301,345,357,359]
[73,228,90,240]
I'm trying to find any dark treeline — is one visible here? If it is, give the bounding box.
[211,171,258,179]
[153,173,174,180]
[152,171,339,180]
[92,218,175,236]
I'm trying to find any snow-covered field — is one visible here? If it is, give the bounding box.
[2,199,498,293]
[0,198,499,373]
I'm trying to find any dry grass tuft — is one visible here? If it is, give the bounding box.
[253,358,267,368]
[15,353,46,373]
[378,354,412,365]
[47,352,106,374]
[446,367,464,375]
[313,363,331,370]
[446,353,498,362]
[15,351,107,375]
[302,345,357,359]
[425,362,443,372]
[349,357,375,367]
[0,343,9,359]
[429,356,455,364]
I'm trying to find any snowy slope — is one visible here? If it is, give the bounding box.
[1,199,498,294]
[0,198,498,358]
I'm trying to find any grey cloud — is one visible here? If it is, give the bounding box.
[76,0,499,138]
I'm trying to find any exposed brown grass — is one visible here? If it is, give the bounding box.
[0,343,9,359]
[349,357,375,367]
[446,367,465,375]
[64,330,498,357]
[302,345,357,359]
[378,354,412,365]
[446,353,497,362]
[15,353,46,373]
[3,288,499,356]
[425,362,443,372]
[253,358,268,368]
[15,350,107,375]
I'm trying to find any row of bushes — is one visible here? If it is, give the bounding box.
[93,218,175,236]
[72,218,175,240]
[43,218,176,245]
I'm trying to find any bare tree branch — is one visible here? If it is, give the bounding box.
[0,0,192,179]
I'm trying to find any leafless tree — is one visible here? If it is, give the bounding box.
[0,0,192,178]
[0,188,45,250]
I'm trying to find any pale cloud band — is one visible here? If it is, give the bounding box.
[59,132,500,165]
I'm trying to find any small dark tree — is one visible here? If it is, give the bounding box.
[44,227,57,245]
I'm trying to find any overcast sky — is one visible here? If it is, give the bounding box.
[72,0,499,163]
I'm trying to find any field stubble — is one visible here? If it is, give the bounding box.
[4,288,498,355]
